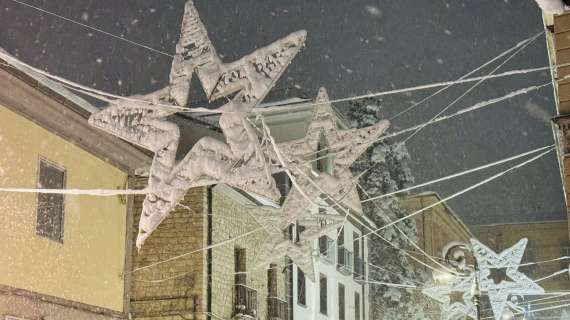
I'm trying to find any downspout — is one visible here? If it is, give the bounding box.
[207,187,213,320]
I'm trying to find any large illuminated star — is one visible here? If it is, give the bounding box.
[272,87,390,222]
[89,0,306,248]
[252,87,389,279]
[422,274,477,320]
[470,238,544,320]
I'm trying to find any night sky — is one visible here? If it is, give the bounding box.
[0,0,565,225]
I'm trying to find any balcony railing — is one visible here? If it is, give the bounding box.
[235,284,258,318]
[353,256,365,280]
[268,296,289,320]
[318,236,335,264]
[337,247,354,275]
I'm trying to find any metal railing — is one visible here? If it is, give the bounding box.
[235,284,258,318]
[337,247,354,275]
[268,296,289,320]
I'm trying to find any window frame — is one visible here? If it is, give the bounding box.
[319,273,328,315]
[338,283,346,320]
[35,157,66,243]
[297,267,307,307]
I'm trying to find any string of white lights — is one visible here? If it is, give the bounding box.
[355,147,554,241]
[389,31,543,121]
[7,0,174,58]
[402,30,543,143]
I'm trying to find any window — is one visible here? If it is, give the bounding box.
[337,227,344,247]
[295,223,306,243]
[355,292,361,320]
[338,283,345,320]
[319,235,329,255]
[273,171,292,202]
[315,135,332,174]
[319,273,327,315]
[36,159,66,242]
[297,267,306,306]
[268,263,278,297]
[235,247,247,285]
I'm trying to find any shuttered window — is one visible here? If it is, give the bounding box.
[36,159,66,242]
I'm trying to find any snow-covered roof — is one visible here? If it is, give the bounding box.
[0,48,99,114]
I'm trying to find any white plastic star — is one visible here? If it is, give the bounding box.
[422,274,477,320]
[470,238,544,320]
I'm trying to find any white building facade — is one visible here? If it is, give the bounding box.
[290,214,372,320]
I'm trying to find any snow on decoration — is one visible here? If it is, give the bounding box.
[252,87,390,280]
[422,274,477,320]
[470,238,545,320]
[89,0,307,248]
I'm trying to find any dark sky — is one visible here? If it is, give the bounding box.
[0,0,565,225]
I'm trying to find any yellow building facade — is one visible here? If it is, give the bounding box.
[0,56,150,319]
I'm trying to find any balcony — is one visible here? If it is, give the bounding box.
[337,247,354,275]
[235,284,258,318]
[318,236,335,264]
[267,296,289,320]
[353,256,365,281]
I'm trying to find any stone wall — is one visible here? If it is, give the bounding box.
[210,185,289,319]
[129,181,208,320]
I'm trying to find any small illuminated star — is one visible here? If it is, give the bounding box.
[422,274,477,320]
[470,238,544,320]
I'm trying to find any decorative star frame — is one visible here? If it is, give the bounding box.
[89,0,307,248]
[252,88,390,279]
[470,238,544,320]
[422,274,477,320]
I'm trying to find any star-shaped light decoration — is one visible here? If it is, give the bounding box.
[89,0,307,248]
[252,87,390,279]
[470,238,544,320]
[271,87,390,221]
[422,273,477,320]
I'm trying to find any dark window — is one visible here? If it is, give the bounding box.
[354,232,361,276]
[235,247,247,285]
[319,235,329,255]
[315,135,331,174]
[268,263,278,297]
[355,292,361,320]
[295,223,306,243]
[297,267,306,306]
[36,159,66,242]
[319,273,327,315]
[273,171,292,202]
[337,227,344,247]
[338,283,345,320]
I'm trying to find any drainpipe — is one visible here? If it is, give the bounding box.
[207,187,213,320]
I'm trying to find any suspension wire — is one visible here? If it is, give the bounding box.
[7,0,174,58]
[361,144,554,203]
[402,30,543,143]
[355,147,555,241]
[389,31,543,121]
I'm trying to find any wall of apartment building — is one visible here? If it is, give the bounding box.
[401,193,474,261]
[292,218,368,320]
[210,185,289,319]
[129,183,208,320]
[0,105,129,318]
[472,221,570,292]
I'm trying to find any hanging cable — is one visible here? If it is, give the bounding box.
[355,147,554,241]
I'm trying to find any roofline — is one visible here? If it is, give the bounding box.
[405,191,474,238]
[0,53,151,173]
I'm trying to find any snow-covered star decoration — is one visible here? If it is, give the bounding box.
[470,238,544,320]
[89,0,307,248]
[422,274,477,320]
[252,87,390,279]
